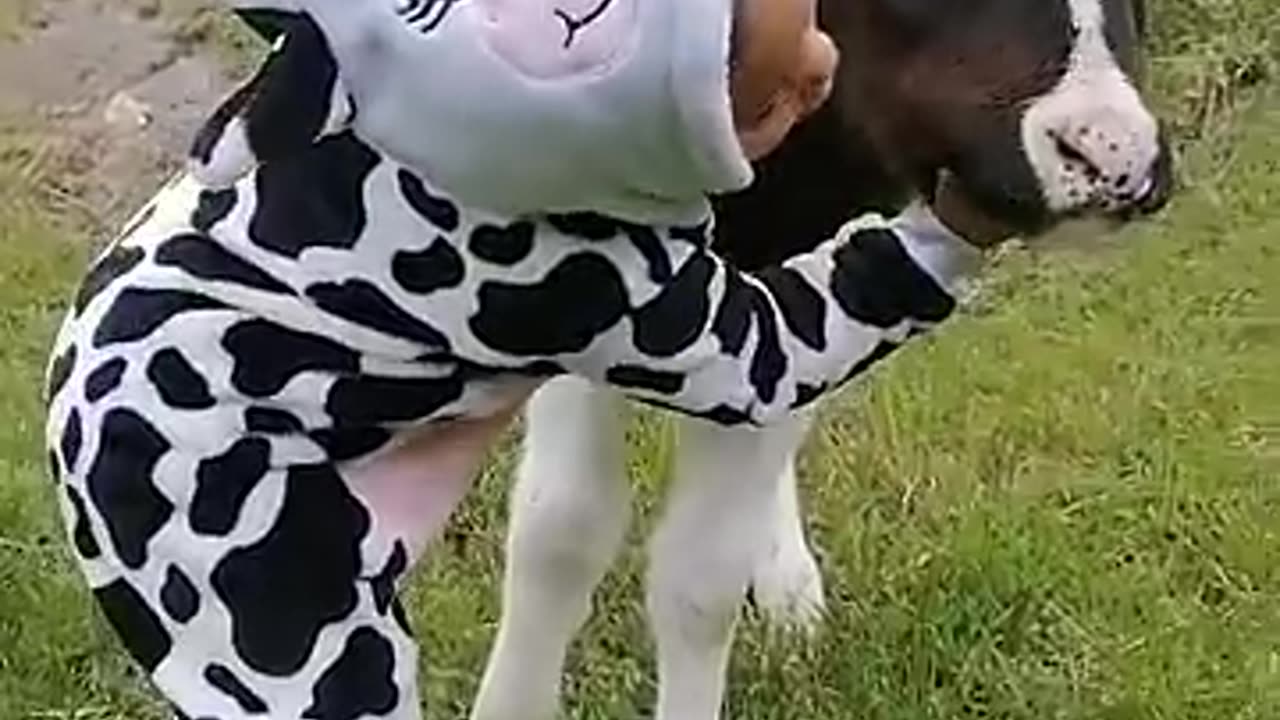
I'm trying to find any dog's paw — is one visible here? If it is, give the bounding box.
[748,541,826,635]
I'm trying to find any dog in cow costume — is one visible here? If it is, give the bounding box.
[43,0,1171,717]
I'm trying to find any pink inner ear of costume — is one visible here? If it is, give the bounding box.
[476,0,641,80]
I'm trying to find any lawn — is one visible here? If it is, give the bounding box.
[1,1,1278,719]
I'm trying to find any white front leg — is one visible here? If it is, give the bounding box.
[748,408,827,632]
[648,412,811,720]
[471,377,632,720]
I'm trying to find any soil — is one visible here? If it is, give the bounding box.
[0,0,243,226]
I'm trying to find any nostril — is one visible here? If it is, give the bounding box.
[1051,131,1102,180]
[1053,133,1088,164]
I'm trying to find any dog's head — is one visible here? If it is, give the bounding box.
[716,0,1172,267]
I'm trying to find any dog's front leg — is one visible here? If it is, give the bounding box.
[648,412,810,720]
[471,376,632,720]
[748,407,827,633]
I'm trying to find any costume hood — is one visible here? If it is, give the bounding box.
[240,0,754,224]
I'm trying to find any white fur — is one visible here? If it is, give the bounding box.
[472,378,632,720]
[474,377,823,720]
[1021,0,1159,212]
[748,432,827,633]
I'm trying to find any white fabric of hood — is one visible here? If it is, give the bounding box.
[239,0,755,224]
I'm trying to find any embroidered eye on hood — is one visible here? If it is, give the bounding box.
[243,0,754,225]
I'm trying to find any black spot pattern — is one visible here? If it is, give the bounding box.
[249,133,380,258]
[234,10,342,167]
[546,212,618,240]
[156,233,293,294]
[448,356,564,381]
[326,375,463,426]
[639,397,753,427]
[94,579,172,671]
[306,280,449,349]
[632,254,714,357]
[245,406,304,434]
[830,228,955,328]
[191,189,238,234]
[189,54,266,167]
[47,344,77,400]
[397,169,459,232]
[309,427,393,462]
[841,339,901,386]
[757,267,827,351]
[793,382,827,410]
[84,358,127,403]
[147,348,216,410]
[695,404,754,426]
[222,320,360,398]
[60,408,83,473]
[670,222,711,247]
[86,409,173,569]
[370,541,407,615]
[470,253,628,355]
[212,464,369,676]
[64,484,102,559]
[623,224,672,283]
[74,246,145,314]
[391,238,465,294]
[747,291,787,405]
[712,270,753,355]
[390,600,413,638]
[468,222,534,266]
[604,365,685,395]
[161,565,200,623]
[205,663,269,714]
[302,627,399,720]
[93,289,228,349]
[191,437,272,536]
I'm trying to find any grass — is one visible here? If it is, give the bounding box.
[0,125,158,716]
[1,0,1278,718]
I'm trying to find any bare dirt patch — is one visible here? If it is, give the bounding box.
[0,0,246,231]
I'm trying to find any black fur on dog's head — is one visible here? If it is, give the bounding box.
[715,0,1171,269]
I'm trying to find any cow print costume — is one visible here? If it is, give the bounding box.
[43,3,985,717]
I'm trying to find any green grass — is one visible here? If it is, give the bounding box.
[2,0,1279,718]
[0,126,160,717]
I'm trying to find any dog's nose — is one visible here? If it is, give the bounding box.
[1131,135,1175,216]
[1048,103,1162,205]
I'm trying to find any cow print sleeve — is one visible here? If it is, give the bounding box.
[564,201,986,427]
[188,8,353,189]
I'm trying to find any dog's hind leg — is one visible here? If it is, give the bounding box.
[471,377,632,720]
[647,412,809,720]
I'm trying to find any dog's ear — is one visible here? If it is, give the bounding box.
[188,8,354,188]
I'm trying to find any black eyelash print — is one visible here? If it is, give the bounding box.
[396,0,465,34]
[553,0,616,49]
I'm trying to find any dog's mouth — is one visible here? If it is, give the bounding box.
[1075,154,1174,228]
[1077,132,1177,223]
[1129,146,1176,216]
[1035,140,1177,233]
